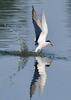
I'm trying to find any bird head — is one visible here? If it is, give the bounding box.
[46,40,53,46]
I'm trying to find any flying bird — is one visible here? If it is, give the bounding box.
[32,6,53,53]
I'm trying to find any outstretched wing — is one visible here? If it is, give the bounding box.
[37,11,48,43]
[32,6,42,43]
[41,10,48,34]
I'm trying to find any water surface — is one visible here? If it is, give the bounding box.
[0,0,71,100]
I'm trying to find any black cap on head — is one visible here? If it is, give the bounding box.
[46,40,51,43]
[46,65,50,67]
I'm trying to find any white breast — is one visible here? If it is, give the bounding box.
[38,32,47,44]
[35,42,48,52]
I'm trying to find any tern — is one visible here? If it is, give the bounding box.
[32,6,53,53]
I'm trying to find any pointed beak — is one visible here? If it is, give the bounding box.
[50,43,53,46]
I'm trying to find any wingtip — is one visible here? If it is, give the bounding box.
[32,5,35,18]
[41,9,45,16]
[32,5,34,8]
[32,5,34,10]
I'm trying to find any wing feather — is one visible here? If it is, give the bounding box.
[41,11,48,34]
[38,11,48,43]
[32,6,42,43]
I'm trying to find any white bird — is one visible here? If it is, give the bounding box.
[32,6,53,53]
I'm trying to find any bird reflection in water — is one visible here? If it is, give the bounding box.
[30,57,52,99]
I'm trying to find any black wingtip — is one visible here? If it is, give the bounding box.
[32,5,34,11]
[32,5,34,8]
[32,5,35,18]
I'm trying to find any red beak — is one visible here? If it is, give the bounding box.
[50,43,53,46]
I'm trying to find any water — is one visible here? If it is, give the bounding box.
[0,0,71,100]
